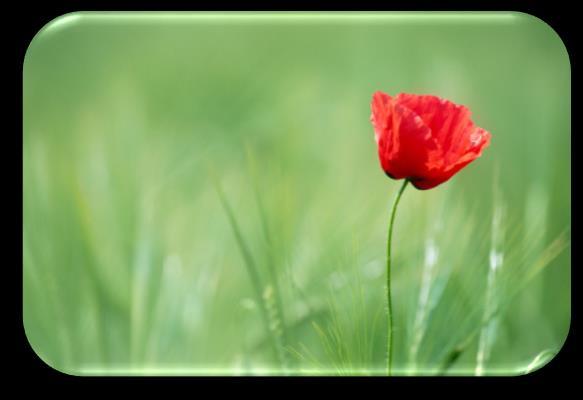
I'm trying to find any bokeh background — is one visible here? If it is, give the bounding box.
[23,12,570,375]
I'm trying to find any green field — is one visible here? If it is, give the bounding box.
[23,12,570,375]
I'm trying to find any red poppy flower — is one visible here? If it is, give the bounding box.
[370,91,491,190]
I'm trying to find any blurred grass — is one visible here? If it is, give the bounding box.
[23,12,570,375]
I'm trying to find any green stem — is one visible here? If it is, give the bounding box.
[386,179,409,376]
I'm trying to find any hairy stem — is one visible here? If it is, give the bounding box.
[386,179,409,376]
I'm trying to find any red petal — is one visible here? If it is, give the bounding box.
[371,92,444,180]
[395,94,473,163]
[370,91,392,144]
[412,127,491,189]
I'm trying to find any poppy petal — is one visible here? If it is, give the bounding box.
[370,91,393,144]
[380,101,444,180]
[371,91,491,190]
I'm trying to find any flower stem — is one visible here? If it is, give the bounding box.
[386,179,409,376]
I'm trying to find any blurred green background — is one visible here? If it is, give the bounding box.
[23,12,570,375]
